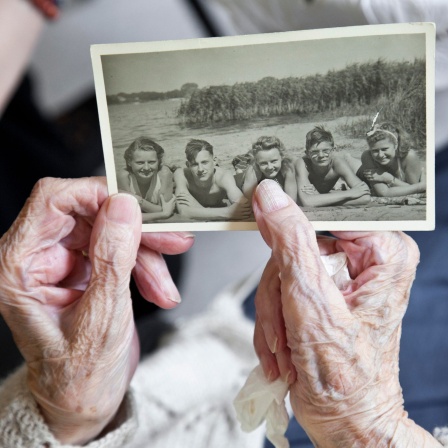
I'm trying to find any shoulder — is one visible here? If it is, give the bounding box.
[281,158,295,173]
[174,167,188,180]
[215,167,238,187]
[173,168,191,189]
[332,151,354,169]
[243,164,258,179]
[116,170,130,188]
[402,149,422,164]
[214,166,230,179]
[159,165,173,179]
[294,156,310,172]
[360,150,374,165]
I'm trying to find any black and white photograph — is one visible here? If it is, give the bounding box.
[91,23,435,231]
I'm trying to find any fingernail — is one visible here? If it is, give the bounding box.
[256,180,289,213]
[261,354,278,382]
[174,232,195,239]
[269,336,278,354]
[168,295,182,304]
[267,369,276,382]
[107,194,139,224]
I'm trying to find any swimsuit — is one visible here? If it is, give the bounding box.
[127,172,162,204]
[259,171,286,189]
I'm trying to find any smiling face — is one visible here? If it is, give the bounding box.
[187,149,214,182]
[255,148,282,179]
[369,138,397,166]
[129,149,159,182]
[307,141,333,167]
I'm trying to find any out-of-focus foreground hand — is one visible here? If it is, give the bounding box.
[0,177,194,445]
[252,180,441,447]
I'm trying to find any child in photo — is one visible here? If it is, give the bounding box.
[294,126,371,207]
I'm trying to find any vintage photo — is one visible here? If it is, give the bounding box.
[91,23,435,231]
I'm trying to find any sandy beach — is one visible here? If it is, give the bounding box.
[109,102,428,227]
[170,115,427,225]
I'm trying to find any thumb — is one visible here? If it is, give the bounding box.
[253,180,349,317]
[74,194,142,339]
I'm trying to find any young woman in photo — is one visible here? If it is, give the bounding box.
[360,122,426,197]
[242,135,297,202]
[117,136,175,222]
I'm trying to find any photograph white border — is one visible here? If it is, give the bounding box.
[91,22,435,232]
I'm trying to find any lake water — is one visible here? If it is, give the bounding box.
[108,100,426,178]
[107,99,319,173]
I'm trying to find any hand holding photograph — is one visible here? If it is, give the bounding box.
[91,22,435,231]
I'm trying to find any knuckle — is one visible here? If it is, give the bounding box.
[400,232,420,267]
[32,177,59,201]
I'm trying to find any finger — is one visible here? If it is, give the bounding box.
[330,232,419,323]
[72,193,141,344]
[275,347,296,384]
[133,247,182,308]
[331,231,419,279]
[140,232,194,255]
[253,180,351,324]
[254,315,280,382]
[58,251,92,291]
[59,216,93,251]
[316,235,339,256]
[3,178,108,276]
[254,257,286,354]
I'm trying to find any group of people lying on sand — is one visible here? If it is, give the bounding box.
[117,121,426,222]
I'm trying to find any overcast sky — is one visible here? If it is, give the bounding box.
[101,33,426,95]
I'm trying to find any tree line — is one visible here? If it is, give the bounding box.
[107,83,198,105]
[177,59,426,146]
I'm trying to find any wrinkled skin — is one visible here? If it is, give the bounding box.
[252,180,441,447]
[0,177,194,445]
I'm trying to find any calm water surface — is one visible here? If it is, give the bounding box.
[108,99,307,173]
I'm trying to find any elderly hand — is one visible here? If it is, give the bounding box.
[0,177,194,445]
[252,180,440,447]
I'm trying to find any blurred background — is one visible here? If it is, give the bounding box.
[2,2,448,445]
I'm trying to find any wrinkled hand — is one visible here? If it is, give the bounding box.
[0,177,194,445]
[252,180,438,447]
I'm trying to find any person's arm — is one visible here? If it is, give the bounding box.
[251,181,442,447]
[0,0,44,116]
[0,177,194,445]
[332,155,371,205]
[371,180,426,197]
[141,166,176,222]
[159,165,174,201]
[295,158,370,207]
[364,151,426,197]
[283,165,298,203]
[175,168,251,221]
[116,170,163,213]
[242,165,259,201]
[142,196,176,223]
